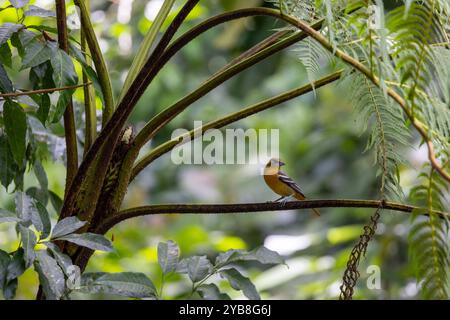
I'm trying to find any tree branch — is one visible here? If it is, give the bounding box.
[213,29,292,76]
[0,83,91,98]
[117,0,177,103]
[130,14,324,152]
[74,0,114,125]
[131,70,343,181]
[59,0,200,221]
[55,0,78,191]
[96,200,449,234]
[129,7,449,183]
[80,0,96,154]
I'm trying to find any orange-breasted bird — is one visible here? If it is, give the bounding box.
[263,158,320,216]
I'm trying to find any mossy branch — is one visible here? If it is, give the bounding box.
[96,200,449,234]
[59,0,200,220]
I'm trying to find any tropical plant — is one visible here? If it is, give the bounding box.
[0,0,449,300]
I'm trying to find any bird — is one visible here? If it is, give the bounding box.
[263,158,320,216]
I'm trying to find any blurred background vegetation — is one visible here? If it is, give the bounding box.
[0,0,426,299]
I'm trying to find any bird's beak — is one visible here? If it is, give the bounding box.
[279,161,285,166]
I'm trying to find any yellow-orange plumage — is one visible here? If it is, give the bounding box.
[263,158,320,216]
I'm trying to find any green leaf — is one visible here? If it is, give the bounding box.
[0,64,13,93]
[0,43,12,68]
[0,23,22,46]
[3,100,27,166]
[26,187,48,206]
[52,89,74,123]
[3,278,18,300]
[18,224,36,268]
[56,233,114,252]
[0,209,19,224]
[35,93,51,125]
[245,246,285,265]
[32,202,51,239]
[50,48,78,88]
[215,246,285,266]
[220,268,260,300]
[215,250,243,266]
[15,192,35,224]
[0,43,12,67]
[79,272,157,298]
[24,5,56,18]
[34,250,65,300]
[158,240,179,275]
[22,38,52,69]
[197,283,231,300]
[51,216,86,239]
[6,248,26,282]
[33,160,48,191]
[185,256,213,283]
[0,134,18,189]
[69,44,106,105]
[18,29,37,48]
[10,0,29,9]
[49,47,77,123]
[48,191,63,214]
[46,243,73,275]
[79,64,104,105]
[29,61,55,90]
[0,249,10,291]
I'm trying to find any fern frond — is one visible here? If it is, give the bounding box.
[349,74,410,200]
[267,0,319,22]
[409,164,450,299]
[387,1,447,117]
[294,37,334,87]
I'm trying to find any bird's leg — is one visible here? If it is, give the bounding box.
[273,196,285,202]
[280,194,296,207]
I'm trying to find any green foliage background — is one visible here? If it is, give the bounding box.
[0,0,446,299]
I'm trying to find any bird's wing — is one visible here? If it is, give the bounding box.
[278,170,305,197]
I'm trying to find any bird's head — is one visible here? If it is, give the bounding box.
[266,158,285,169]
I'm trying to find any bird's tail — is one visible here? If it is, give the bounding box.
[294,193,320,216]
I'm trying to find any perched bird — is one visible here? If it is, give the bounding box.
[263,158,320,216]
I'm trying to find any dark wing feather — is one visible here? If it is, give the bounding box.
[278,170,305,196]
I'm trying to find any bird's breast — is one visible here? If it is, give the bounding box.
[264,174,294,196]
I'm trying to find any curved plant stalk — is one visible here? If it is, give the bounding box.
[58,0,200,222]
[120,8,448,184]
[117,0,177,104]
[110,27,324,211]
[55,0,78,190]
[130,13,324,151]
[81,0,97,153]
[96,200,450,235]
[213,29,292,76]
[74,0,114,125]
[131,70,343,181]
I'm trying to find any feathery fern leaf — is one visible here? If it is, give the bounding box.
[409,164,450,299]
[387,1,447,117]
[268,0,319,22]
[349,74,410,200]
[295,37,334,87]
